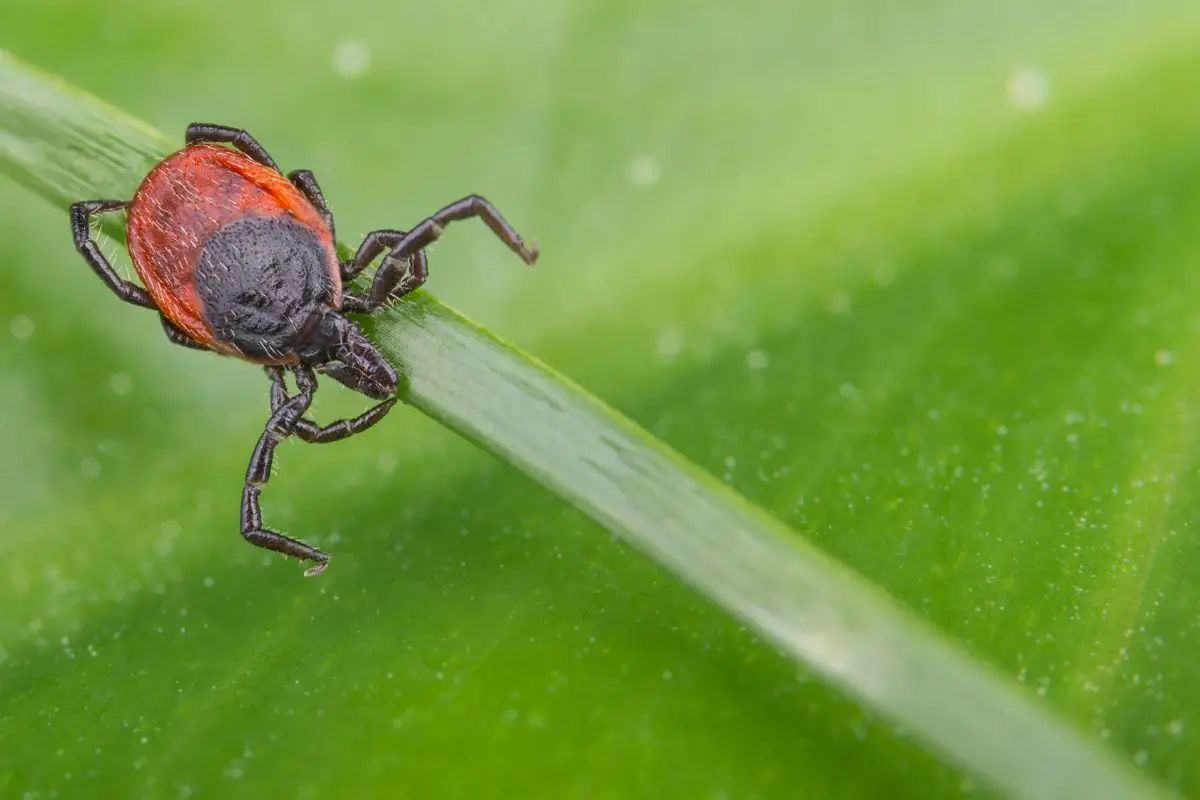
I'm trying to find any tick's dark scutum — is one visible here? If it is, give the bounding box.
[194,215,336,360]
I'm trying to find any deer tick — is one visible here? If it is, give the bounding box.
[70,123,538,576]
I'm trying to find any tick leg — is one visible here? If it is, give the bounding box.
[394,195,538,264]
[367,249,429,307]
[267,366,397,443]
[160,316,209,351]
[340,293,372,314]
[241,365,330,576]
[368,195,537,307]
[295,398,397,443]
[340,289,425,314]
[343,229,404,281]
[186,123,282,173]
[288,169,335,236]
[343,228,428,310]
[70,200,156,309]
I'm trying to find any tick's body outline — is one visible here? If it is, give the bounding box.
[70,123,538,576]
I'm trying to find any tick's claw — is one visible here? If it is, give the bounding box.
[304,557,330,578]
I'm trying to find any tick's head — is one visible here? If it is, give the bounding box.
[293,306,349,362]
[295,308,398,400]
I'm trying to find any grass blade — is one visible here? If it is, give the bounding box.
[0,48,1170,800]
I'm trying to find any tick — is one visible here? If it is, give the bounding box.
[70,123,538,576]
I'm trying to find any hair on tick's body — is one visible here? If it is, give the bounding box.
[70,123,538,577]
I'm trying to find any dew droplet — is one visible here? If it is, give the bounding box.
[627,155,661,187]
[1007,68,1050,111]
[657,328,683,358]
[332,40,371,79]
[745,350,769,370]
[110,372,134,396]
[9,315,34,340]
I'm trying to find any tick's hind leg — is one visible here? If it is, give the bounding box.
[241,366,330,576]
[186,123,282,173]
[366,195,537,307]
[70,200,156,309]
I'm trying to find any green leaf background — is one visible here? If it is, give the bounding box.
[3,0,1200,797]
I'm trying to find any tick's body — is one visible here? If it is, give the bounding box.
[128,144,342,360]
[70,123,538,576]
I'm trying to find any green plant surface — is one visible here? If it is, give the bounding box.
[4,50,1156,799]
[2,1,1200,798]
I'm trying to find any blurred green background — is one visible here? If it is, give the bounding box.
[4,0,1200,796]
